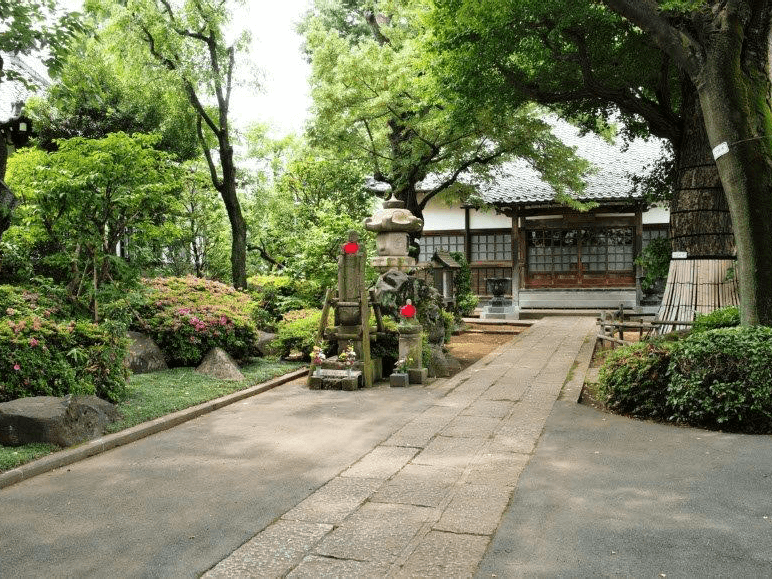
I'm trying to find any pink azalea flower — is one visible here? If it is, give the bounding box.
[13,363,20,371]
[29,338,39,347]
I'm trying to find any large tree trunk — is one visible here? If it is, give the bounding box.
[656,88,740,330]
[695,6,772,326]
[670,91,735,259]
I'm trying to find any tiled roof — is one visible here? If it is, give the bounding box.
[416,115,667,208]
[0,53,50,122]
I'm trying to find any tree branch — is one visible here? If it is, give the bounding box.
[601,0,703,78]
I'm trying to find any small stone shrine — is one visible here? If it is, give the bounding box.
[309,231,378,390]
[480,277,520,320]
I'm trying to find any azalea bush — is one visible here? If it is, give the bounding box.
[134,276,259,366]
[0,310,129,403]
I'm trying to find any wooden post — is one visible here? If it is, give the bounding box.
[360,285,373,388]
[511,211,521,307]
[317,287,332,343]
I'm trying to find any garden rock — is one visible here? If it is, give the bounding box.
[196,347,245,381]
[126,331,168,374]
[0,395,120,447]
[426,345,461,378]
[256,331,279,356]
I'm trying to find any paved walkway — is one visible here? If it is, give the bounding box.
[0,316,590,577]
[205,316,596,577]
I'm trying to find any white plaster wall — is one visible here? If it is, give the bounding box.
[421,198,465,230]
[469,208,510,229]
[643,205,669,225]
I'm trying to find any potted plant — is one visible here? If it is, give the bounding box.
[390,357,410,387]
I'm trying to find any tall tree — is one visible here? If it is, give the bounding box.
[303,0,591,231]
[97,0,251,288]
[430,0,770,325]
[598,1,772,326]
[0,0,82,238]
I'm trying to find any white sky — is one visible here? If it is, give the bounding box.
[232,0,312,136]
[57,0,313,137]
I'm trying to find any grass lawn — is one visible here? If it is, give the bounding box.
[0,358,304,473]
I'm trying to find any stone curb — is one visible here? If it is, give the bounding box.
[0,367,309,490]
[559,328,598,403]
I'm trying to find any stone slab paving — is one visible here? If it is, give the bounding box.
[204,316,596,577]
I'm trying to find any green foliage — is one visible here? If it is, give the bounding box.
[692,306,740,333]
[135,276,258,367]
[635,237,671,291]
[667,327,772,433]
[0,0,83,88]
[0,286,129,402]
[247,274,322,329]
[5,132,183,297]
[598,342,674,419]
[304,0,591,217]
[272,309,324,360]
[450,251,478,317]
[28,32,199,160]
[441,308,455,343]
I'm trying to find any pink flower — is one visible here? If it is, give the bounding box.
[29,338,39,347]
[13,363,20,371]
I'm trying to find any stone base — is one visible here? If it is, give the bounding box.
[480,305,520,320]
[389,373,409,387]
[407,367,428,384]
[308,370,361,391]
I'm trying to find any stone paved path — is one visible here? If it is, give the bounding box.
[205,316,596,577]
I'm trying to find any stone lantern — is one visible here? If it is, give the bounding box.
[364,195,423,273]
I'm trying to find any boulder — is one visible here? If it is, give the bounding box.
[126,331,168,374]
[0,395,121,447]
[426,345,462,378]
[256,331,279,357]
[195,347,245,381]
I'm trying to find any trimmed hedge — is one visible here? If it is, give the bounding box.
[598,326,772,433]
[135,276,259,366]
[692,306,740,333]
[598,341,673,419]
[667,326,772,433]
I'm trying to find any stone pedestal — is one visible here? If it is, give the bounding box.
[389,373,409,387]
[481,277,520,320]
[480,297,521,320]
[398,320,428,384]
[407,367,428,385]
[308,369,362,391]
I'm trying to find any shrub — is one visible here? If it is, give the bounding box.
[135,276,258,366]
[634,236,671,291]
[272,308,323,360]
[692,306,740,333]
[0,314,129,403]
[597,341,674,419]
[667,326,772,433]
[247,274,322,330]
[450,252,478,317]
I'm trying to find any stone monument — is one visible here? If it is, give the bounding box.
[308,231,374,390]
[480,277,520,320]
[364,195,423,273]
